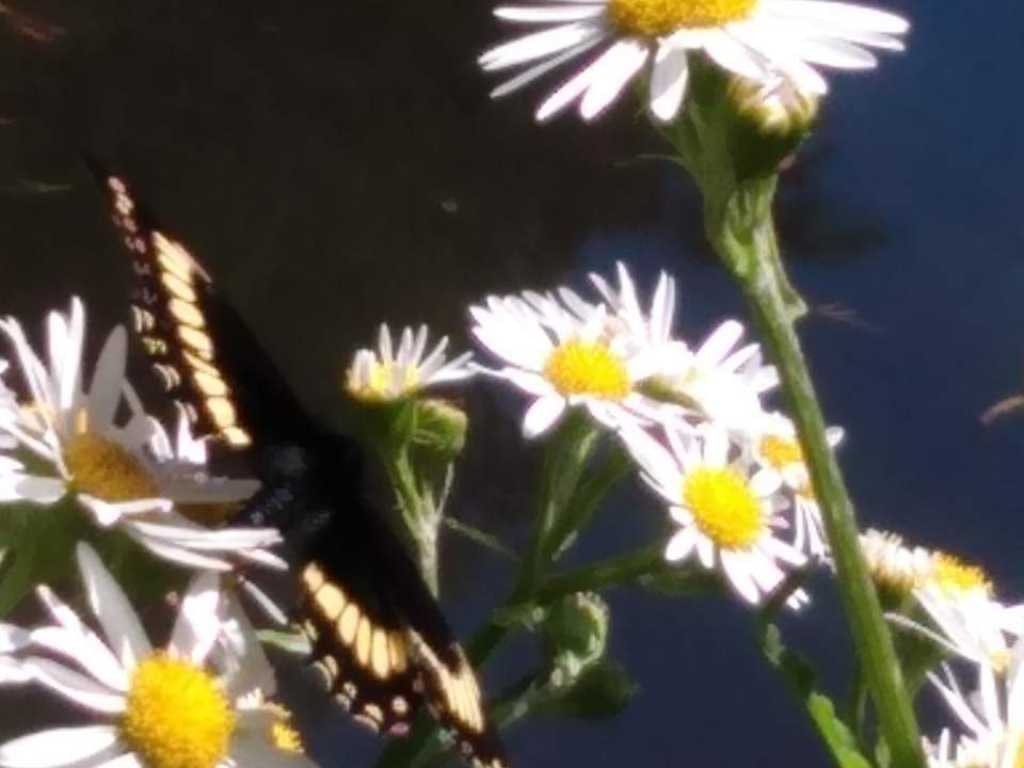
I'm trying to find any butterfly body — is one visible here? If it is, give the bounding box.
[98,172,507,768]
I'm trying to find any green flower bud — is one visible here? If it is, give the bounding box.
[729,74,819,139]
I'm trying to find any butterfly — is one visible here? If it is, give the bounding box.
[97,172,508,768]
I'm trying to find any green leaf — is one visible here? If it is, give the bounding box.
[807,694,875,768]
[760,623,875,768]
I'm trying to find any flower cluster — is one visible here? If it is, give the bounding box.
[0,299,313,767]
[857,529,1024,768]
[470,263,842,607]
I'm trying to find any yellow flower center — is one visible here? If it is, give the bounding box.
[120,655,235,768]
[930,552,992,597]
[348,361,420,402]
[607,0,758,37]
[543,340,631,399]
[682,467,763,550]
[271,720,304,754]
[64,432,159,502]
[758,435,803,470]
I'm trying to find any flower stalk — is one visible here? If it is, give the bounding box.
[663,62,924,767]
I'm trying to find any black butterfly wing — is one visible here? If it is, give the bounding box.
[99,173,508,768]
[298,496,507,768]
[101,175,309,450]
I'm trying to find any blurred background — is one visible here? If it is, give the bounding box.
[0,0,1022,764]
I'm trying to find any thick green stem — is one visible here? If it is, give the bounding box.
[712,185,924,768]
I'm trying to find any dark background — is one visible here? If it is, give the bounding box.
[1,0,1022,765]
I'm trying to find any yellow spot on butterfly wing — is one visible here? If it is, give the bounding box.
[179,326,214,359]
[302,563,325,593]
[356,617,372,667]
[371,629,391,679]
[206,396,237,429]
[161,272,198,303]
[193,370,228,397]
[339,603,360,645]
[169,298,205,329]
[314,583,347,621]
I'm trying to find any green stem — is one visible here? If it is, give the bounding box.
[711,180,924,768]
[390,451,440,596]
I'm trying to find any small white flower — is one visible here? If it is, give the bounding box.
[924,637,1024,768]
[588,262,681,360]
[622,422,807,608]
[747,411,843,559]
[0,543,316,768]
[0,298,283,572]
[653,318,778,432]
[470,287,666,438]
[346,324,474,402]
[912,555,1020,673]
[479,0,909,123]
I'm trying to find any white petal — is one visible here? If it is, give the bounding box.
[522,396,567,439]
[720,551,761,603]
[696,320,743,367]
[170,572,222,664]
[0,624,29,653]
[648,44,690,122]
[76,544,151,671]
[665,527,698,562]
[29,627,128,693]
[11,476,66,505]
[579,40,649,120]
[702,29,767,80]
[535,46,610,121]
[480,21,605,71]
[21,657,125,714]
[766,0,910,34]
[494,5,605,23]
[0,726,120,768]
[87,328,128,432]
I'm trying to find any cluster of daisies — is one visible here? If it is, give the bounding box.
[0,299,309,768]
[860,530,1024,768]
[478,0,910,123]
[349,262,831,609]
[349,265,1024,768]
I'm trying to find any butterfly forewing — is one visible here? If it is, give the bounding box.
[101,172,508,768]
[103,175,308,450]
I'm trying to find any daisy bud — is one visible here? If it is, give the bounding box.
[729,74,820,139]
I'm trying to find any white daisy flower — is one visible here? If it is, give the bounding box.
[479,0,909,123]
[924,637,1024,768]
[0,298,283,572]
[346,323,474,402]
[0,543,316,768]
[587,261,682,360]
[747,411,843,560]
[651,318,778,432]
[622,422,807,607]
[910,555,1021,673]
[469,288,667,438]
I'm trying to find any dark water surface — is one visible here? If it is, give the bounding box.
[1,0,1022,765]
